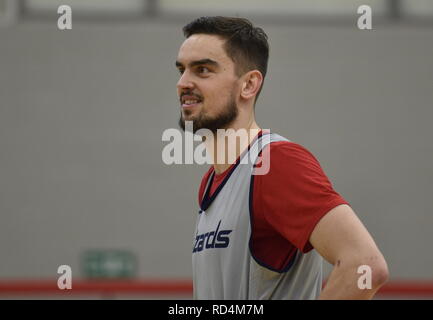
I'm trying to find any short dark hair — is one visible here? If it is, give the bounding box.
[183,16,269,104]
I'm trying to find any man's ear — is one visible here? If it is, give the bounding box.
[240,70,263,101]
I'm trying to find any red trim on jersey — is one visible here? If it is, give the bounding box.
[197,130,264,202]
[209,164,235,196]
[197,137,349,272]
[197,159,237,203]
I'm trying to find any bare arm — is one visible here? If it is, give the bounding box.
[309,204,389,299]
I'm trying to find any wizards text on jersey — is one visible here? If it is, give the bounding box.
[193,220,232,253]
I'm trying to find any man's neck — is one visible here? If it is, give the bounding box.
[204,120,261,174]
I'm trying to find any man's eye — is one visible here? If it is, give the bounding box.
[198,67,209,74]
[178,69,185,75]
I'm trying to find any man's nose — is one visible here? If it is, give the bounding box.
[176,71,194,91]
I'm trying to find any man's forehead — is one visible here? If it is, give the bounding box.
[177,34,229,63]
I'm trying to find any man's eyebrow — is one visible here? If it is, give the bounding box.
[175,58,219,68]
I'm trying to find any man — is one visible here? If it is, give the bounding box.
[175,16,388,299]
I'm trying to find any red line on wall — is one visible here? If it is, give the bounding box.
[0,279,432,296]
[0,279,193,295]
[377,281,433,296]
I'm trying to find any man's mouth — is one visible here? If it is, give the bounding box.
[182,100,202,108]
[181,95,203,108]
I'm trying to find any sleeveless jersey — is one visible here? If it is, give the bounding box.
[192,132,323,300]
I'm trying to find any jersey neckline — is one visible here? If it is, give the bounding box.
[199,129,268,214]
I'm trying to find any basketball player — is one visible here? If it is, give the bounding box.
[175,16,388,299]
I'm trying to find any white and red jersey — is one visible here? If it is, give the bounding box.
[193,131,349,299]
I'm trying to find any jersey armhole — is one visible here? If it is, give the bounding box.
[247,158,298,274]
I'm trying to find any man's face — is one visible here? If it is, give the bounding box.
[176,34,240,133]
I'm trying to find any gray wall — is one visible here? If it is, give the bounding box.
[0,20,432,287]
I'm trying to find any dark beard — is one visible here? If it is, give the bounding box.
[178,95,238,134]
